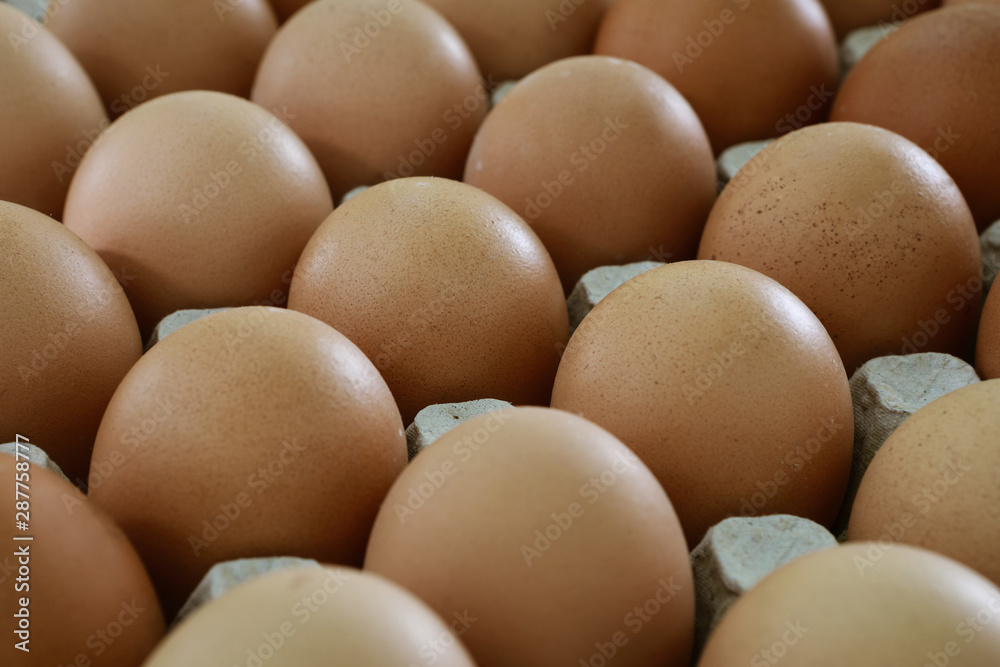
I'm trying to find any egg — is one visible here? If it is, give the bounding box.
[977,288,1000,379]
[551,261,853,544]
[143,567,476,666]
[463,55,716,292]
[594,0,839,152]
[62,91,333,336]
[848,380,1000,586]
[0,3,107,218]
[365,407,694,667]
[1,457,164,666]
[267,0,308,22]
[1,201,142,486]
[697,122,982,373]
[420,0,613,81]
[251,0,487,199]
[699,543,1000,666]
[45,0,276,116]
[831,5,1000,229]
[288,177,568,423]
[819,0,940,39]
[88,307,407,615]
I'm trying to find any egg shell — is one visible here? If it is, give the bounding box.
[464,55,716,292]
[848,379,1000,586]
[251,0,487,199]
[0,457,164,666]
[699,543,1000,666]
[144,567,476,666]
[819,0,940,39]
[697,122,982,373]
[288,177,568,424]
[62,91,333,336]
[0,3,107,218]
[551,260,853,545]
[1,201,142,485]
[364,407,695,667]
[421,0,613,81]
[978,287,1000,379]
[594,0,839,152]
[88,307,407,616]
[45,0,276,116]
[831,5,1000,229]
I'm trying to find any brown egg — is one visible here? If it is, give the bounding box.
[944,0,1000,4]
[698,122,982,373]
[848,380,1000,586]
[45,0,276,116]
[978,288,1000,379]
[251,0,487,199]
[551,261,853,545]
[831,5,1000,229]
[464,56,716,292]
[1,201,141,486]
[88,307,407,615]
[62,91,333,336]
[594,0,839,152]
[420,0,613,81]
[144,567,476,666]
[365,407,694,667]
[819,0,940,39]
[267,0,308,22]
[288,177,568,423]
[699,543,1000,666]
[0,3,107,218]
[0,457,164,666]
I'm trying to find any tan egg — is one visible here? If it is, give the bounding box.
[88,307,407,616]
[144,567,476,666]
[697,122,982,373]
[421,0,613,81]
[45,0,276,116]
[0,4,107,218]
[550,261,853,545]
[978,289,1000,379]
[267,0,308,21]
[0,457,164,667]
[831,5,1000,229]
[287,177,568,424]
[594,0,839,152]
[819,0,940,39]
[847,380,1000,586]
[62,91,333,336]
[251,0,487,200]
[699,543,1000,666]
[464,56,716,292]
[365,407,694,667]
[1,201,141,486]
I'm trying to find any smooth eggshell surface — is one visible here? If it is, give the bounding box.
[977,288,1000,379]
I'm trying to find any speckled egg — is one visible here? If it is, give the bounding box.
[62,91,333,336]
[699,543,1000,666]
[1,457,164,666]
[831,5,1000,229]
[0,3,107,218]
[594,0,839,152]
[288,177,568,423]
[848,379,1000,586]
[251,0,487,199]
[978,288,1000,379]
[464,55,716,292]
[550,261,854,545]
[1,201,141,486]
[698,122,982,373]
[365,407,695,667]
[88,307,407,616]
[144,567,476,667]
[46,0,276,116]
